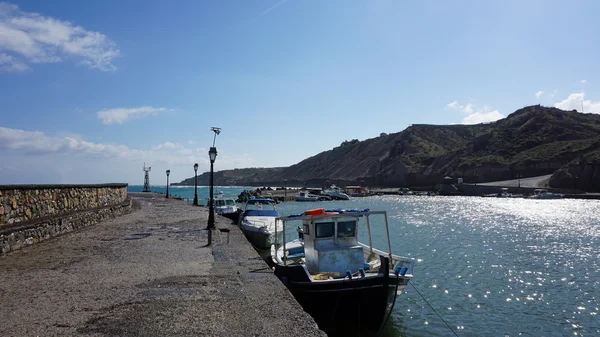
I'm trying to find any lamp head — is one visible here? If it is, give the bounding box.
[166,169,170,176]
[209,147,218,163]
[194,163,198,172]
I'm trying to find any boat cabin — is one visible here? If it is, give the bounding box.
[215,199,236,207]
[300,213,365,275]
[242,197,279,216]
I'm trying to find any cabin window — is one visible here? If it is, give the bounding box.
[303,223,310,235]
[337,221,356,238]
[226,200,235,206]
[315,222,334,238]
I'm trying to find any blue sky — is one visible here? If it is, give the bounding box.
[1,0,599,185]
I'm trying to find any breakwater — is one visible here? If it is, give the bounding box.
[0,183,131,254]
[0,193,325,337]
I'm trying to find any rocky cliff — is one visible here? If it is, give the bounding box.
[174,105,600,191]
[549,148,600,192]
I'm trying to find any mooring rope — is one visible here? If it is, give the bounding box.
[409,281,460,337]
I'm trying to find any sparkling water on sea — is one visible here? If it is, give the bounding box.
[129,186,600,336]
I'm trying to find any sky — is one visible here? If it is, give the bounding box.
[1,0,599,185]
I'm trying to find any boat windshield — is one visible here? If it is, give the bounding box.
[215,200,226,206]
[315,222,334,238]
[226,200,235,206]
[337,221,356,238]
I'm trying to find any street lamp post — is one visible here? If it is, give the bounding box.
[207,147,218,230]
[193,163,199,205]
[517,174,522,189]
[205,127,221,247]
[165,170,170,198]
[284,179,287,201]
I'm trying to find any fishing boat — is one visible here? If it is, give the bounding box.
[295,191,320,202]
[270,208,415,333]
[238,197,282,249]
[322,185,350,200]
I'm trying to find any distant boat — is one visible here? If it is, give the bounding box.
[238,197,282,249]
[295,191,319,202]
[270,207,415,333]
[528,189,563,199]
[497,188,511,198]
[322,185,350,200]
[345,185,368,197]
[398,187,414,196]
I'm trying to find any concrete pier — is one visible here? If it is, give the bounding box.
[0,193,325,337]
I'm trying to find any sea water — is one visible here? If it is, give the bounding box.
[129,186,600,336]
[127,185,249,204]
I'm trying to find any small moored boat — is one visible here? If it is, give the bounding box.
[295,191,320,202]
[238,197,282,249]
[322,185,350,200]
[270,207,415,333]
[211,192,240,221]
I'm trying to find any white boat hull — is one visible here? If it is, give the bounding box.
[240,224,283,249]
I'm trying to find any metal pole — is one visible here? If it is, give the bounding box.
[193,170,198,205]
[283,219,287,266]
[208,161,215,229]
[384,212,393,263]
[284,180,287,201]
[166,175,169,198]
[365,214,374,255]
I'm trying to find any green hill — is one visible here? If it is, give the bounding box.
[174,105,600,192]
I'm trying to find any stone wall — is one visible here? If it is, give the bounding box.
[0,199,132,254]
[0,184,131,254]
[0,184,127,227]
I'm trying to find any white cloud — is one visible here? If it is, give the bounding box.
[580,80,587,84]
[446,101,459,109]
[447,100,503,123]
[0,52,30,71]
[446,100,475,114]
[97,106,168,125]
[461,110,504,124]
[535,90,544,98]
[152,141,183,150]
[0,126,258,184]
[0,3,119,72]
[0,126,208,165]
[448,100,504,124]
[463,103,474,113]
[554,93,600,113]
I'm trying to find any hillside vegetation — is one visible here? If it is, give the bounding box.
[174,105,600,192]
